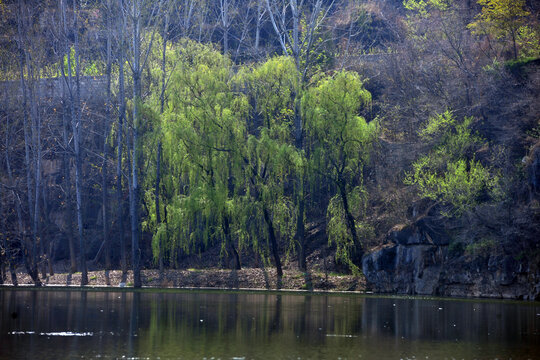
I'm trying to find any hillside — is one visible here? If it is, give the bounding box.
[0,0,539,299]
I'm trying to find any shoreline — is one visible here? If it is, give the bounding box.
[2,283,538,304]
[2,269,539,303]
[0,268,364,292]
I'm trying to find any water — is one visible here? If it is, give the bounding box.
[1,289,539,359]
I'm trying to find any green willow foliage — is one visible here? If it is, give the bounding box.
[236,57,301,262]
[143,41,378,271]
[405,110,500,216]
[304,72,378,273]
[145,41,249,264]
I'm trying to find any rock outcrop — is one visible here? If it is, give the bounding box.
[526,141,540,197]
[362,218,540,300]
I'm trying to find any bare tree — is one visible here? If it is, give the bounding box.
[254,0,267,54]
[16,0,41,286]
[2,114,20,286]
[194,1,214,43]
[233,3,253,61]
[177,0,196,38]
[52,1,78,274]
[116,0,128,282]
[0,187,5,285]
[217,0,238,54]
[123,0,163,288]
[73,0,88,286]
[100,0,114,285]
[60,77,77,274]
[59,0,88,286]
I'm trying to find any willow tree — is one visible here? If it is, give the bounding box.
[148,41,248,269]
[237,57,300,281]
[304,71,378,273]
[264,0,336,271]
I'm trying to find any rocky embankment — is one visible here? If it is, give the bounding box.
[362,218,540,300]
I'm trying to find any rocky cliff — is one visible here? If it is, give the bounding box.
[362,210,540,300]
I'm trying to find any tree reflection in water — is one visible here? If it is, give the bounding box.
[0,290,538,359]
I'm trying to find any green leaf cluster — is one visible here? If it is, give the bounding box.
[405,110,500,216]
[403,0,451,15]
[144,40,248,263]
[468,0,532,59]
[469,0,530,38]
[304,71,378,268]
[142,43,379,271]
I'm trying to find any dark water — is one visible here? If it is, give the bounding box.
[1,289,539,359]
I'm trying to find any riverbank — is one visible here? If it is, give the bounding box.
[1,268,365,291]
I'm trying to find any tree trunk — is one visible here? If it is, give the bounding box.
[292,2,305,269]
[338,181,362,259]
[129,0,142,288]
[47,239,54,277]
[41,184,53,277]
[18,60,39,286]
[294,93,306,271]
[0,189,5,285]
[223,28,229,54]
[255,0,262,52]
[126,0,162,286]
[222,214,241,270]
[221,0,229,53]
[263,206,282,279]
[340,0,356,70]
[1,193,18,286]
[18,48,34,278]
[129,120,141,287]
[24,47,42,284]
[3,110,19,287]
[25,41,42,282]
[155,142,164,276]
[38,184,47,279]
[117,45,127,282]
[181,0,194,37]
[42,185,55,277]
[160,14,168,115]
[60,0,85,284]
[102,0,113,286]
[511,30,518,60]
[17,0,41,286]
[60,68,77,274]
[5,120,25,286]
[156,11,169,277]
[116,0,127,279]
[73,0,88,286]
[297,194,306,271]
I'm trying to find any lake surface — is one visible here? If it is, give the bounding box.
[1,289,539,359]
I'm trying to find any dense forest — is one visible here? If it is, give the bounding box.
[0,0,539,297]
